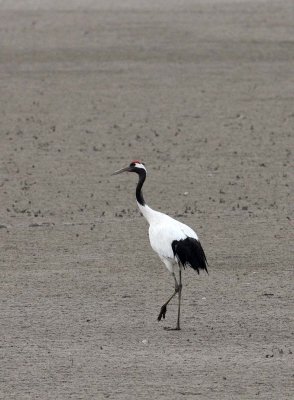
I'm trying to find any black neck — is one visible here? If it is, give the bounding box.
[136,170,146,206]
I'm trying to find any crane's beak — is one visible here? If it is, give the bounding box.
[111,166,131,176]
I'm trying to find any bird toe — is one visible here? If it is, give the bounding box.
[158,305,167,321]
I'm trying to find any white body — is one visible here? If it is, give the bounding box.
[137,202,199,274]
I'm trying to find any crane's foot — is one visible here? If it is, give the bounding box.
[163,326,181,331]
[157,304,167,321]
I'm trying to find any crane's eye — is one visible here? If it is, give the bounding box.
[130,162,135,167]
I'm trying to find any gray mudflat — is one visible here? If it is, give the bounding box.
[1,1,293,399]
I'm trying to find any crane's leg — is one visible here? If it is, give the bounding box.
[157,272,180,322]
[175,268,182,330]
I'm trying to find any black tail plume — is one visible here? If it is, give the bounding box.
[172,237,208,274]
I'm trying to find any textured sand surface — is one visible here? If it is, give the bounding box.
[0,1,293,399]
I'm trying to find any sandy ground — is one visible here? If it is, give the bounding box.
[0,0,293,399]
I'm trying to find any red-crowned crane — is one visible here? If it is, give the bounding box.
[112,160,208,330]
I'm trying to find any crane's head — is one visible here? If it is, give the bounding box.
[112,160,147,176]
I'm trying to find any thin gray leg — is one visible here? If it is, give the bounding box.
[158,273,180,321]
[176,268,182,330]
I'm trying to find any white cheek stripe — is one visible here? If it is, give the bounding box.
[135,163,147,173]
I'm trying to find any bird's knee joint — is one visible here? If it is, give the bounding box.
[175,282,182,293]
